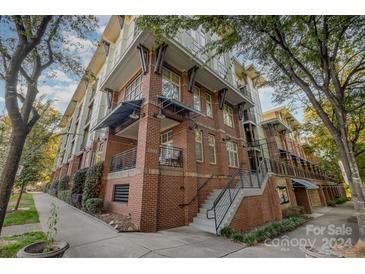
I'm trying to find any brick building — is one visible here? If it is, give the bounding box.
[51,16,345,234]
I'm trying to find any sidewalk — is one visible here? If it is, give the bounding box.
[226,202,359,257]
[33,193,358,258]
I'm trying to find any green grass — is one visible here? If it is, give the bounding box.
[0,231,47,258]
[220,216,309,246]
[4,193,39,227]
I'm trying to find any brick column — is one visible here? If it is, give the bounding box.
[294,188,312,214]
[318,186,327,206]
[130,49,162,232]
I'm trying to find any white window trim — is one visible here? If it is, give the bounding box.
[206,93,213,118]
[223,104,234,128]
[226,141,239,168]
[125,74,143,101]
[208,134,217,164]
[162,67,181,101]
[195,130,204,163]
[193,86,201,111]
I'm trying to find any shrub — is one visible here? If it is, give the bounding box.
[58,190,71,204]
[282,206,305,218]
[220,226,234,238]
[71,168,88,207]
[334,196,348,204]
[84,198,103,214]
[49,180,59,196]
[82,162,103,209]
[71,168,88,196]
[58,175,69,193]
[328,200,336,207]
[221,216,308,246]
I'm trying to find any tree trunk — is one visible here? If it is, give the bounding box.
[14,181,26,211]
[337,137,365,249]
[0,130,27,235]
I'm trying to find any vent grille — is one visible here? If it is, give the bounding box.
[113,184,129,203]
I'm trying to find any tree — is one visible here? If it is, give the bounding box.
[14,102,61,210]
[302,105,365,182]
[0,16,97,234]
[137,15,365,248]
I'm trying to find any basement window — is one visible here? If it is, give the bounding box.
[113,184,129,203]
[277,186,289,204]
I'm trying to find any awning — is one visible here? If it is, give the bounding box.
[92,99,143,131]
[292,178,319,189]
[158,96,205,117]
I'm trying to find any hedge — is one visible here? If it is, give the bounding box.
[82,162,103,209]
[58,175,69,193]
[220,216,308,246]
[84,198,103,214]
[58,190,71,204]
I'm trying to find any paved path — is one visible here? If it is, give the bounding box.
[1,223,41,237]
[227,202,358,257]
[33,193,358,258]
[33,193,245,257]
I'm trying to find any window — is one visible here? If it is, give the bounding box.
[195,130,203,162]
[205,93,213,117]
[125,74,143,101]
[208,135,216,164]
[162,68,180,100]
[277,186,289,204]
[226,141,239,167]
[113,184,129,203]
[223,104,234,127]
[160,130,173,145]
[193,86,201,111]
[81,126,89,150]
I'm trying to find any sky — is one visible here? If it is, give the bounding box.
[0,15,304,122]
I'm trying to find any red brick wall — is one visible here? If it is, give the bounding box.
[229,177,282,232]
[294,188,312,214]
[157,174,185,230]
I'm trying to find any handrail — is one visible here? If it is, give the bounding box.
[178,175,213,208]
[206,158,269,234]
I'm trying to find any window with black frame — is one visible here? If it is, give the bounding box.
[277,186,289,204]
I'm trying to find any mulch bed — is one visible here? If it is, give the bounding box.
[95,212,137,232]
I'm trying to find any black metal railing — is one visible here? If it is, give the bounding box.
[159,145,183,168]
[206,156,338,234]
[207,159,269,234]
[109,147,137,173]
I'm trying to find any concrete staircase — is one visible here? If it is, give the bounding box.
[190,172,271,234]
[190,189,221,234]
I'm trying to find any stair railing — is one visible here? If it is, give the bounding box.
[206,159,269,234]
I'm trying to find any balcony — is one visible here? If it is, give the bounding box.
[110,147,137,173]
[159,145,183,168]
[109,145,183,173]
[243,110,257,125]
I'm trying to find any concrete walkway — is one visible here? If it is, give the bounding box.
[33,193,245,257]
[33,193,358,258]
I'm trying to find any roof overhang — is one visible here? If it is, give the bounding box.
[292,178,319,189]
[92,99,143,131]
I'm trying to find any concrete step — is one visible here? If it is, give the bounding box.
[190,223,216,234]
[193,216,215,227]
